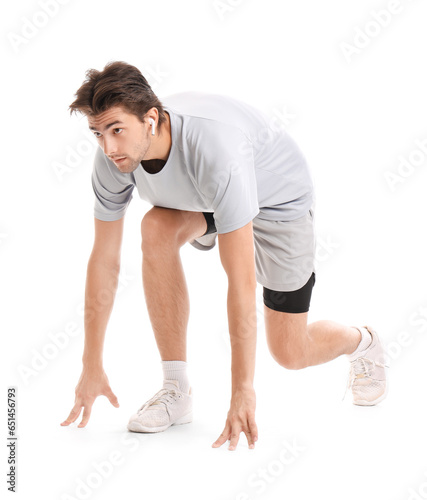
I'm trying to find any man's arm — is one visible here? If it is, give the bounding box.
[82,217,125,367]
[61,217,124,428]
[212,220,259,450]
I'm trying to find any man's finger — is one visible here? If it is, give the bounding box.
[106,390,120,408]
[78,405,92,428]
[60,404,82,426]
[212,426,230,448]
[242,427,255,449]
[228,428,241,451]
[248,416,258,446]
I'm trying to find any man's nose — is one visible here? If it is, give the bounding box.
[103,137,117,156]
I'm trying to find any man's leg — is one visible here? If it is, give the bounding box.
[264,308,362,370]
[256,210,387,404]
[264,302,388,406]
[140,207,208,361]
[127,207,208,434]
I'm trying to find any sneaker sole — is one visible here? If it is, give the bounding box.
[127,411,193,433]
[353,382,388,406]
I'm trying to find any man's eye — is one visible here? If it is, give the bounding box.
[93,129,122,137]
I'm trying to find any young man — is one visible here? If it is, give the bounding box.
[61,61,388,450]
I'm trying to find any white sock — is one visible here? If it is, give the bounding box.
[161,360,190,394]
[347,327,372,359]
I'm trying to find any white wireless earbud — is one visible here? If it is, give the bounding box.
[148,118,155,136]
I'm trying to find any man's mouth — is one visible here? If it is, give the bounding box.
[112,157,126,163]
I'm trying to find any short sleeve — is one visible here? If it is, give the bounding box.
[91,147,135,221]
[194,125,260,234]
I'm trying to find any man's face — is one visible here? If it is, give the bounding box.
[88,106,151,174]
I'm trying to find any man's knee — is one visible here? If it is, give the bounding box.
[267,327,309,370]
[141,207,180,250]
[270,347,308,370]
[265,308,309,370]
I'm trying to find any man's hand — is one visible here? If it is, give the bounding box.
[212,386,258,450]
[60,367,119,428]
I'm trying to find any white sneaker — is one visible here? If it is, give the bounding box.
[127,380,192,433]
[343,325,389,406]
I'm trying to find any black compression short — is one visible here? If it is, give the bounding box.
[263,272,316,314]
[202,212,217,236]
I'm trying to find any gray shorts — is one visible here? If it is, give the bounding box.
[189,207,317,292]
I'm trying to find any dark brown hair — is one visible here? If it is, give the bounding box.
[68,60,167,129]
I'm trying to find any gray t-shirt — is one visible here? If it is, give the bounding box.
[91,91,314,234]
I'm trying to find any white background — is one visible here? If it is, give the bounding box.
[2,0,427,499]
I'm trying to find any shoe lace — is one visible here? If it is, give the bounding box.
[138,388,181,413]
[342,357,390,402]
